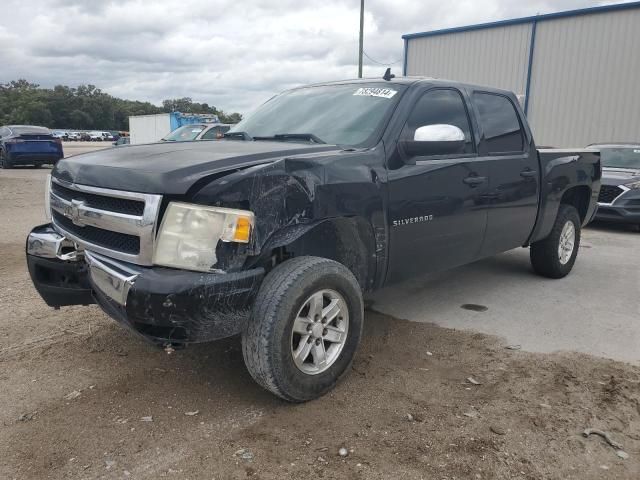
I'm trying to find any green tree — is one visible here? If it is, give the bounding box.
[0,79,242,130]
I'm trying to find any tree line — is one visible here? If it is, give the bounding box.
[0,79,242,131]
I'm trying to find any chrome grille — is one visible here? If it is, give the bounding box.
[597,185,624,204]
[52,182,145,216]
[53,211,140,254]
[49,177,162,265]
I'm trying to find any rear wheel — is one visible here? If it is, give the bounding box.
[242,256,363,402]
[0,149,12,169]
[530,204,581,278]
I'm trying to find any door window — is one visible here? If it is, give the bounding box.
[472,93,524,154]
[201,126,230,140]
[401,89,475,154]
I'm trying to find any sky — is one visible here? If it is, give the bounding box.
[0,0,629,115]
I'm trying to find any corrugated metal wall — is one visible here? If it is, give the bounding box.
[405,6,640,147]
[527,9,640,146]
[405,23,532,98]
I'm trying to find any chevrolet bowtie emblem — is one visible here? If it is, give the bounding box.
[64,199,86,227]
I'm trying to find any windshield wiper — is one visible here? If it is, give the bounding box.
[224,131,254,141]
[253,133,327,144]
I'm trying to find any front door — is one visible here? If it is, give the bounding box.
[386,88,490,284]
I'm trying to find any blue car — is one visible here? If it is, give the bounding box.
[0,125,64,169]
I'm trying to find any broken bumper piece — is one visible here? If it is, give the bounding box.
[26,224,264,345]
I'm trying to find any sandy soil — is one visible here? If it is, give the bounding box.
[1,169,639,479]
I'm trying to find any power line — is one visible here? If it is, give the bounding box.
[362,50,402,66]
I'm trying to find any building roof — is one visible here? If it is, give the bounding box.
[402,1,640,40]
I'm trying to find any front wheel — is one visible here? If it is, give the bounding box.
[242,256,363,402]
[530,204,581,278]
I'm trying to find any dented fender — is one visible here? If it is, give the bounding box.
[190,147,388,290]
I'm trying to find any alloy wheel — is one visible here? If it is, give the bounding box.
[558,220,576,265]
[290,289,349,375]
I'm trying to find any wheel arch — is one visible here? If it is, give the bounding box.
[255,217,377,292]
[560,185,592,224]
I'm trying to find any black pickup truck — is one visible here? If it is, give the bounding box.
[26,76,600,401]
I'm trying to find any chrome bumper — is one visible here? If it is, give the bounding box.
[84,251,141,306]
[26,228,78,261]
[27,224,265,344]
[27,228,140,307]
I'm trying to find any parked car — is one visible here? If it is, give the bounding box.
[0,125,64,168]
[51,131,69,141]
[26,76,600,401]
[100,132,115,141]
[88,131,104,141]
[589,143,640,228]
[79,132,92,142]
[67,132,80,141]
[113,137,130,147]
[161,123,232,142]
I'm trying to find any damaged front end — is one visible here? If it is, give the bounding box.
[27,145,381,347]
[26,224,264,346]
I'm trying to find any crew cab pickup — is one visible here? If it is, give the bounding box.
[26,77,601,402]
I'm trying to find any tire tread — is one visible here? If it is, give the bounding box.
[242,256,361,402]
[530,204,581,279]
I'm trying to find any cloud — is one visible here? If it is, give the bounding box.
[0,0,626,116]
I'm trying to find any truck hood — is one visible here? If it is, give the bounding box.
[601,167,640,186]
[53,140,340,194]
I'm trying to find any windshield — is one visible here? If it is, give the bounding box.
[162,125,206,142]
[601,147,640,169]
[229,83,406,146]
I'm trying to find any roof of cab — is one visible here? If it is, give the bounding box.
[299,76,517,97]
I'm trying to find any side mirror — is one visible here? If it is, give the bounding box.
[400,124,466,162]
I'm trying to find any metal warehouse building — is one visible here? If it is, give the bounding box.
[402,2,640,147]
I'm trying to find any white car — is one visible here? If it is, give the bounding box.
[67,132,80,141]
[51,131,67,140]
[88,132,104,141]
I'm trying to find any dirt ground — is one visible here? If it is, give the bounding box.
[1,169,639,479]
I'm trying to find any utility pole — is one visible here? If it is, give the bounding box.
[358,0,364,78]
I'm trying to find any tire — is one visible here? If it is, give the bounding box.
[0,149,12,169]
[242,256,364,402]
[530,204,581,278]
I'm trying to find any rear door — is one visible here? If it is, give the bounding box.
[386,87,490,283]
[470,92,539,256]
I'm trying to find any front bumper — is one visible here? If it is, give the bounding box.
[595,188,640,224]
[26,224,264,345]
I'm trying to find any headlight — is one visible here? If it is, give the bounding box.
[153,202,254,272]
[626,180,640,190]
[44,174,52,221]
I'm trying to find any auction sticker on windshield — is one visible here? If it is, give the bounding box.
[353,87,397,99]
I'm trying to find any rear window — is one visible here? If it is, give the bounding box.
[11,126,51,135]
[472,93,524,154]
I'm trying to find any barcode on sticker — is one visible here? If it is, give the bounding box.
[353,87,397,99]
